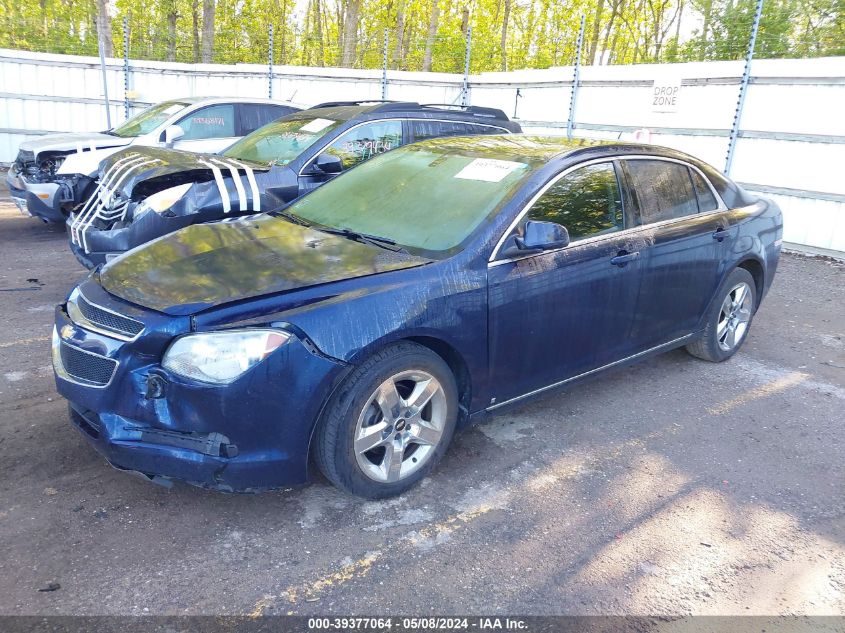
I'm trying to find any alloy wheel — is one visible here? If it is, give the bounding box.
[717,281,753,352]
[354,370,448,483]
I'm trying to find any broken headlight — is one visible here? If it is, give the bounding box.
[137,183,192,215]
[162,329,291,384]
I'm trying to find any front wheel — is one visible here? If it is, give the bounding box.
[314,342,458,498]
[686,267,757,362]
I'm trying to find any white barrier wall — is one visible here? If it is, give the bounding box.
[1,49,843,253]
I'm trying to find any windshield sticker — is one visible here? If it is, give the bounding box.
[454,158,527,183]
[300,118,335,133]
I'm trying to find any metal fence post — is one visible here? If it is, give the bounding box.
[566,15,586,140]
[268,24,275,99]
[461,26,473,106]
[97,16,112,128]
[123,16,130,120]
[725,0,765,175]
[381,29,389,100]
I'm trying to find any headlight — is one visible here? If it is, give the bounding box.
[162,329,291,384]
[138,183,192,214]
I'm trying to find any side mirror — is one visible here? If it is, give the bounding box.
[515,220,570,252]
[313,153,343,174]
[163,124,185,146]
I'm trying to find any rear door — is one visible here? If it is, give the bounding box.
[620,158,730,349]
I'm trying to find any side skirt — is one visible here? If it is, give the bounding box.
[482,333,696,416]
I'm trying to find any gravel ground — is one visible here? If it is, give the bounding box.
[0,199,842,616]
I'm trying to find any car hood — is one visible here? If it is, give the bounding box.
[19,132,133,158]
[99,215,432,316]
[99,146,271,200]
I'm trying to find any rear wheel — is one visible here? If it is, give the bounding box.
[686,267,756,362]
[314,342,458,498]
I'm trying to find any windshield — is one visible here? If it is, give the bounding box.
[283,140,535,257]
[110,101,191,138]
[223,116,342,165]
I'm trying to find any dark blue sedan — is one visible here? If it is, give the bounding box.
[52,136,783,498]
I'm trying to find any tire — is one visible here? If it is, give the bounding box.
[314,342,459,498]
[686,267,757,362]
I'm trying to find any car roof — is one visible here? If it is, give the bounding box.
[297,101,517,127]
[402,134,714,170]
[166,96,303,107]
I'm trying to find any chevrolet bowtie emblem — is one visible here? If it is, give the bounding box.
[60,324,76,340]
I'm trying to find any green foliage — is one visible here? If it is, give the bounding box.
[0,0,841,70]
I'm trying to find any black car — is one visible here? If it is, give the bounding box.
[67,101,522,268]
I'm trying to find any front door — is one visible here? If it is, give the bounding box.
[487,161,644,405]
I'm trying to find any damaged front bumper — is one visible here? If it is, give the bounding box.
[53,285,346,491]
[6,169,66,223]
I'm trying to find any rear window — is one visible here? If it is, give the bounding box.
[625,160,699,224]
[691,169,719,212]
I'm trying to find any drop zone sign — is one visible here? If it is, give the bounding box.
[652,80,681,113]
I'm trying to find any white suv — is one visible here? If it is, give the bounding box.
[7,97,301,223]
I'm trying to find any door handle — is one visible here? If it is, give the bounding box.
[712,226,728,242]
[610,251,640,267]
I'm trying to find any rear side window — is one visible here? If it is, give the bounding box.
[324,120,403,171]
[691,169,719,212]
[526,162,623,241]
[239,104,293,136]
[411,120,499,142]
[177,104,236,140]
[625,159,699,223]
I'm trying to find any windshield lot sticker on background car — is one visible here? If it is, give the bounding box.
[300,118,336,133]
[454,158,527,183]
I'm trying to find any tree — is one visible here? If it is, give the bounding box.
[422,0,440,71]
[201,0,214,63]
[341,0,361,66]
[500,0,511,70]
[96,0,113,57]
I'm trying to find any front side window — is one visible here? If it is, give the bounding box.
[223,116,343,165]
[176,104,236,140]
[625,160,699,224]
[323,120,403,170]
[110,101,190,137]
[525,162,623,241]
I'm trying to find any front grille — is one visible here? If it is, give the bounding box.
[76,293,144,338]
[59,341,118,386]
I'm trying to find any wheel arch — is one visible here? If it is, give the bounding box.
[404,335,473,426]
[736,257,765,309]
